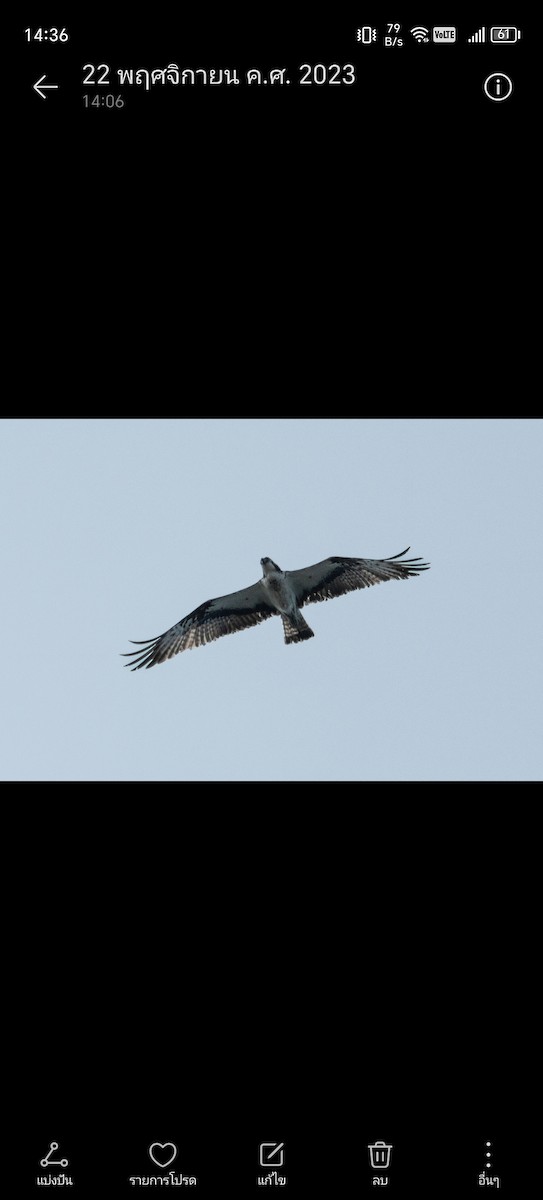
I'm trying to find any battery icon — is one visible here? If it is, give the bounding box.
[490,27,521,43]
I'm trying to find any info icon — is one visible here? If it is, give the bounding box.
[483,73,513,102]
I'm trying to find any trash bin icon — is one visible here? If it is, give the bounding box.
[368,1140,393,1169]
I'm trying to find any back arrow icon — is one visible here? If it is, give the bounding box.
[33,74,59,100]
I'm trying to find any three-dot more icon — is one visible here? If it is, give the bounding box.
[259,1142,285,1167]
[479,1140,501,1186]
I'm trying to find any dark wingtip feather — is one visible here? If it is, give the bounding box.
[120,638,160,670]
[385,548,430,572]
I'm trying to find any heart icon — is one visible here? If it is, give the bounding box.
[149,1142,178,1169]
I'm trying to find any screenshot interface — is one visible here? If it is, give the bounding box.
[20,10,527,1197]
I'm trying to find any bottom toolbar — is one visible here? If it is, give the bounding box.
[30,1134,508,1193]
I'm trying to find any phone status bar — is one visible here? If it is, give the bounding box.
[356,25,522,46]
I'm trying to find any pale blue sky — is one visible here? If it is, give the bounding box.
[1,418,541,781]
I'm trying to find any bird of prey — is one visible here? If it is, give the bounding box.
[121,548,429,670]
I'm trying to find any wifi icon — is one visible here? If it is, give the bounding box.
[410,26,429,42]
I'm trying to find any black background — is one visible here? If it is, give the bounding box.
[18,9,529,407]
[19,798,536,1195]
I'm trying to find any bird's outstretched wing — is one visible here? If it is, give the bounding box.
[287,547,430,608]
[121,580,275,669]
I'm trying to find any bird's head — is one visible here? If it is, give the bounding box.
[261,557,281,575]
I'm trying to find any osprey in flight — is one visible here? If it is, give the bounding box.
[122,548,429,670]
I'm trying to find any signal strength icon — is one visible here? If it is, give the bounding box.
[410,26,429,42]
[468,27,486,43]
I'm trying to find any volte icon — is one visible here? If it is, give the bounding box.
[433,27,456,43]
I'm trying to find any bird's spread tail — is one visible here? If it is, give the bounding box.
[282,613,314,644]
